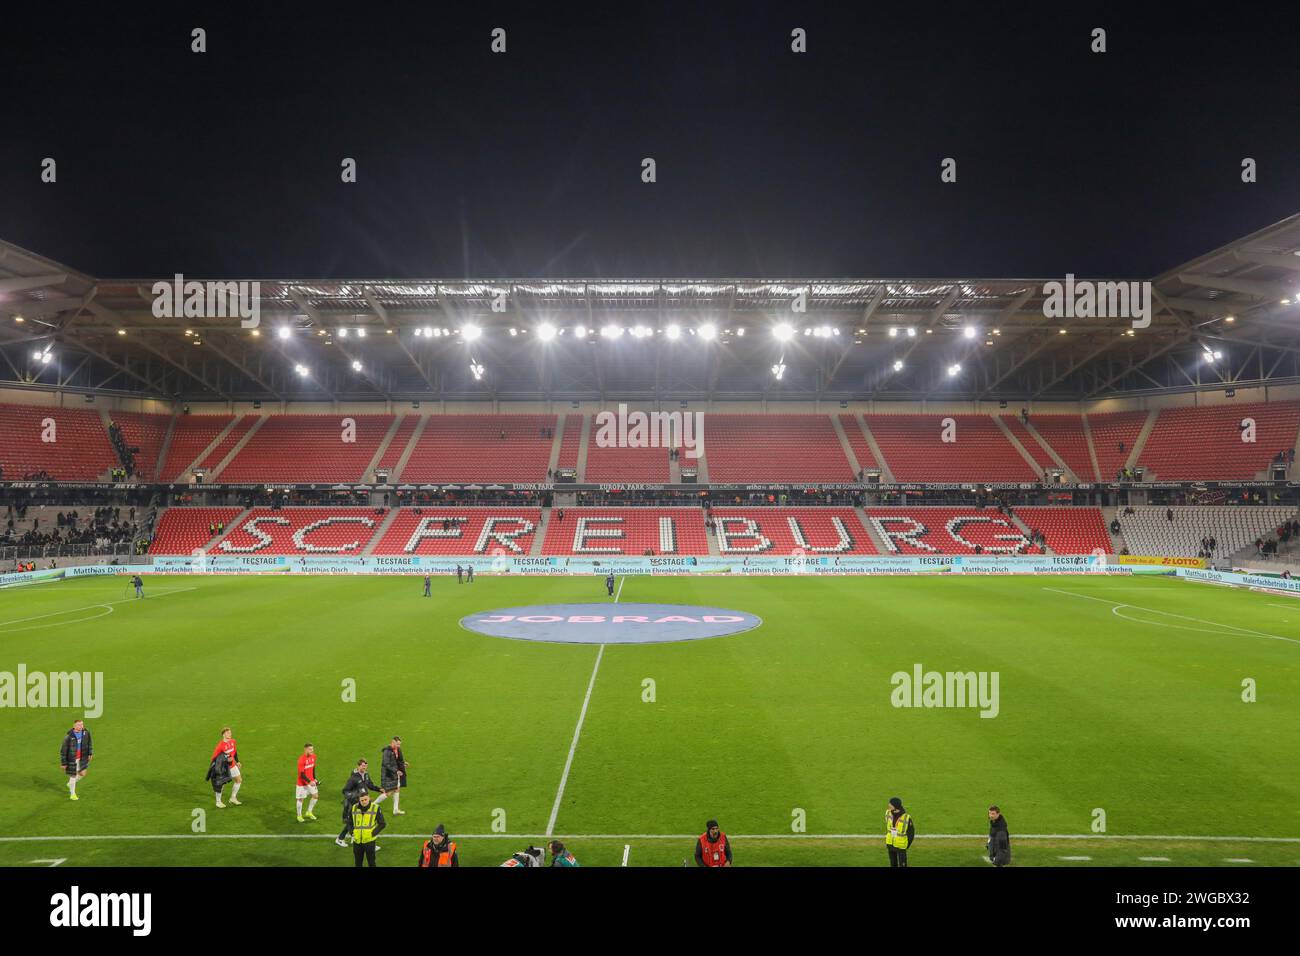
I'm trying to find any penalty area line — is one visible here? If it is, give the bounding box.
[1042,587,1300,646]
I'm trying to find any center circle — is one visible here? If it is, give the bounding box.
[460,603,763,645]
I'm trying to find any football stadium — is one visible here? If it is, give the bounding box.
[1,4,1297,937]
[2,214,1300,876]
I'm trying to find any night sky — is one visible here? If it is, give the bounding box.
[1,1,1296,280]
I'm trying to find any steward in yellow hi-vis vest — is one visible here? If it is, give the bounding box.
[885,797,915,868]
[350,792,386,868]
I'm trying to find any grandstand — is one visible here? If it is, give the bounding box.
[1,213,1299,574]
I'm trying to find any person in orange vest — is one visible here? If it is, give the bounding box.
[694,819,732,867]
[417,824,458,868]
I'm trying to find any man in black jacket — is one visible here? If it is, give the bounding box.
[337,758,385,847]
[206,750,232,802]
[987,805,1011,867]
[379,736,410,816]
[59,719,93,801]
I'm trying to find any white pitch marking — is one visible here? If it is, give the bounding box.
[29,858,66,866]
[1058,855,1092,861]
[0,605,114,633]
[545,643,606,837]
[622,844,630,866]
[614,577,625,603]
[0,586,197,625]
[1223,858,1254,863]
[3,833,1297,843]
[1138,856,1171,862]
[1043,587,1300,646]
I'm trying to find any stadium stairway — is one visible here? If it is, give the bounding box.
[95,407,116,480]
[831,415,866,476]
[361,508,403,556]
[576,414,592,481]
[691,442,710,482]
[855,415,895,482]
[1081,415,1103,481]
[202,506,253,553]
[994,416,1048,478]
[1125,410,1160,475]
[1099,506,1128,554]
[364,416,406,482]
[208,415,268,481]
[854,505,893,552]
[530,507,551,555]
[1021,418,1081,481]
[546,422,565,477]
[151,411,180,481]
[1006,510,1047,553]
[390,414,428,481]
[175,415,240,481]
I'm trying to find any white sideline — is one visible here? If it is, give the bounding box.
[1,832,1297,843]
[545,643,605,837]
[1042,587,1300,646]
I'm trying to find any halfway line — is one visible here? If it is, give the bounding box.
[545,643,606,836]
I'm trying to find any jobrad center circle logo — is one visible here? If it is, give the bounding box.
[460,603,763,645]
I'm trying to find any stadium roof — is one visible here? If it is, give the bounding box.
[1,213,1298,403]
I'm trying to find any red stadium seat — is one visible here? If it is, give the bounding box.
[1022,415,1094,480]
[219,415,394,483]
[0,404,117,480]
[401,415,556,482]
[150,507,246,554]
[703,415,855,482]
[541,508,708,555]
[373,508,541,555]
[214,507,388,554]
[158,414,234,481]
[1087,411,1147,480]
[710,507,876,554]
[111,411,171,479]
[864,507,1042,554]
[1138,402,1300,480]
[867,415,1037,482]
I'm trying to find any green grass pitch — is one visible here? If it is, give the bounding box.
[1,572,1298,867]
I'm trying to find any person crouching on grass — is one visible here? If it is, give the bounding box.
[549,840,580,867]
[59,719,93,801]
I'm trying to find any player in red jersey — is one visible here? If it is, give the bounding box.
[211,726,242,808]
[296,743,320,822]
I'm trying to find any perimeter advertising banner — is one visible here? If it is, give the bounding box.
[143,553,1136,576]
[1118,555,1208,568]
[1177,567,1300,594]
